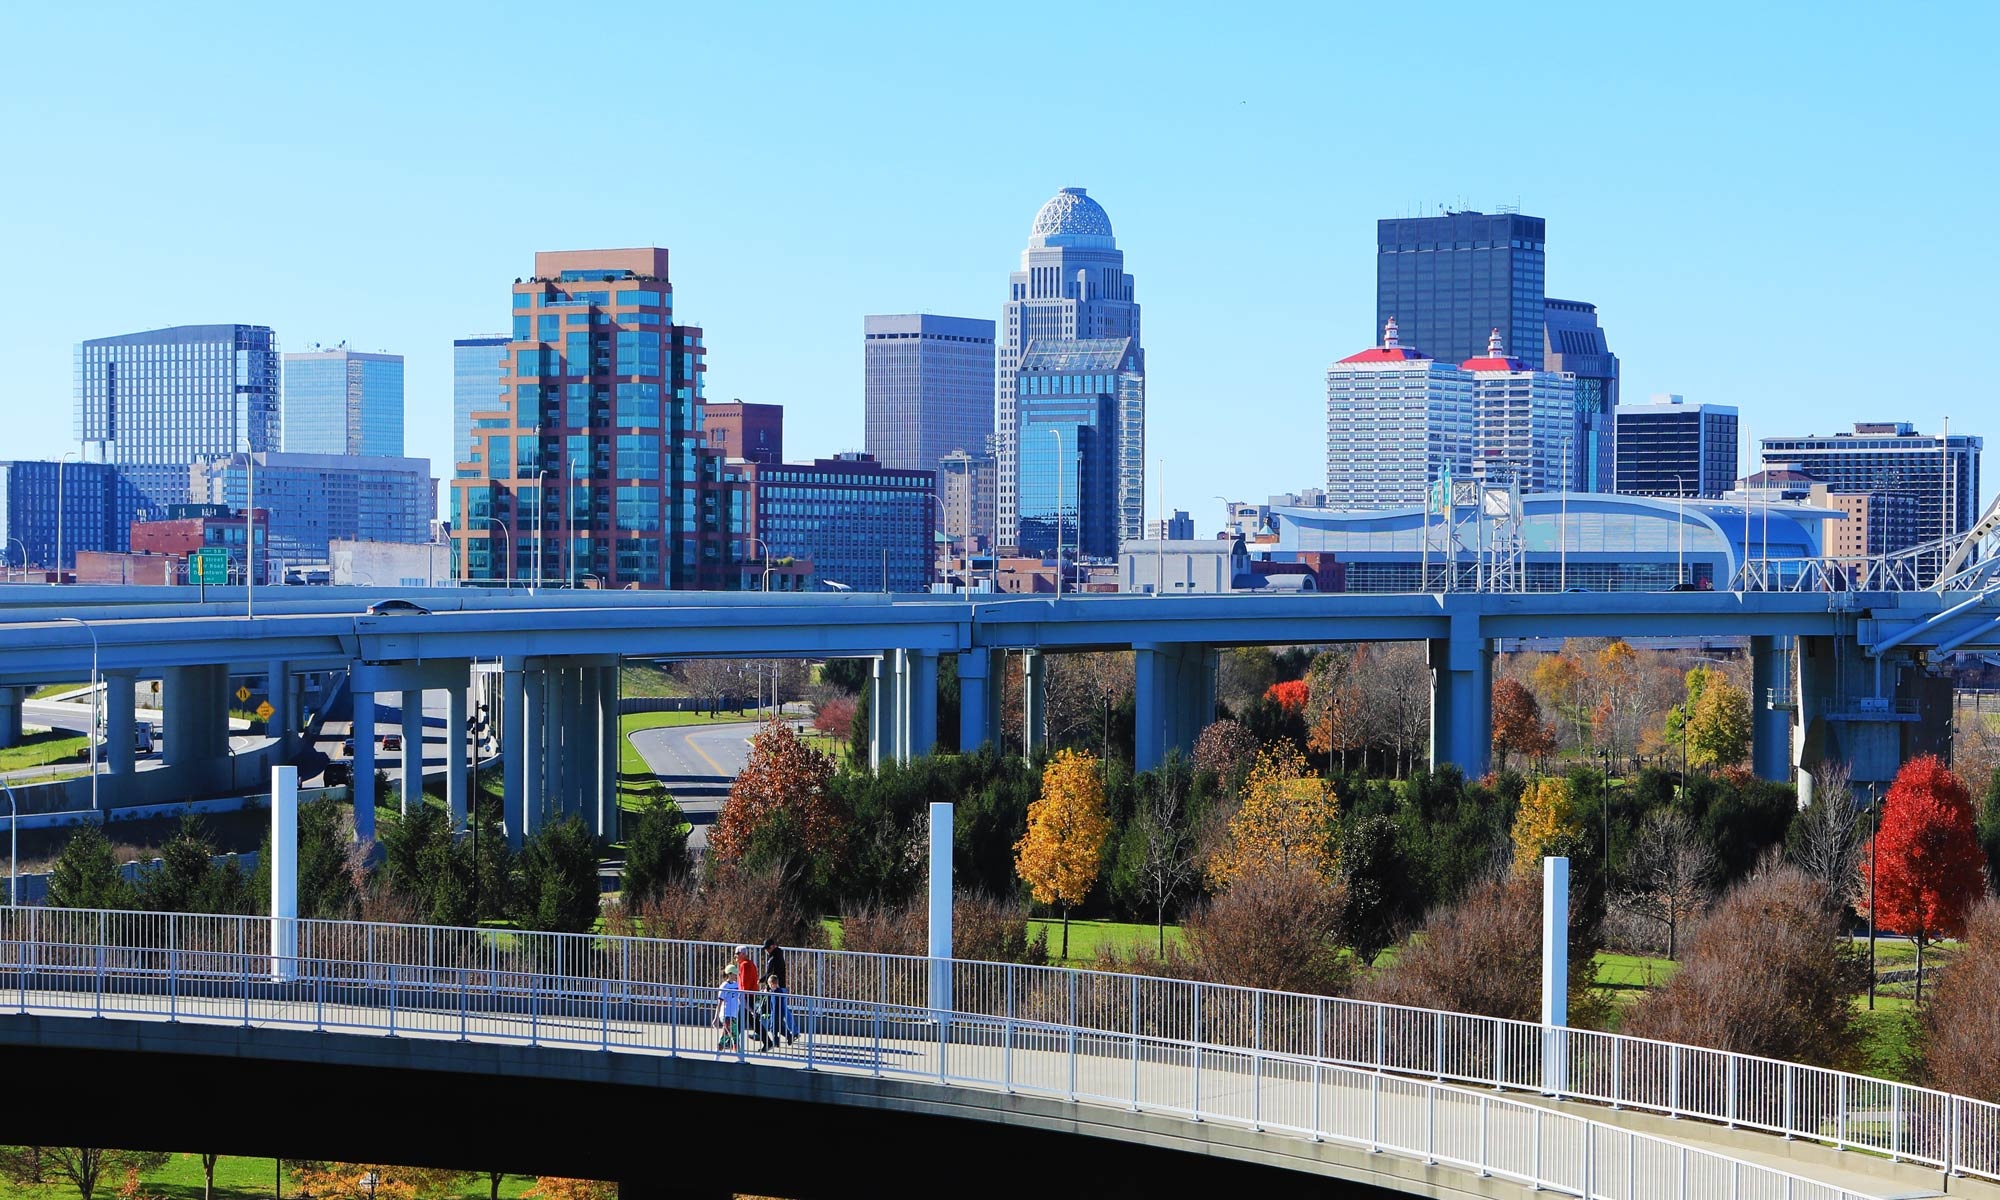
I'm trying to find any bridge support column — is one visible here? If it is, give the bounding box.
[104,671,136,777]
[957,649,998,752]
[1750,636,1791,783]
[907,650,938,759]
[1021,650,1046,757]
[598,663,621,840]
[0,687,21,749]
[266,659,293,757]
[351,687,377,844]
[869,653,901,771]
[564,667,588,819]
[522,667,546,841]
[1427,614,1491,777]
[502,658,526,850]
[399,689,425,815]
[542,668,564,828]
[446,673,469,830]
[164,664,230,796]
[1135,644,1214,772]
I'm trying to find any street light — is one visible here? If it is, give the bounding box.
[53,616,99,821]
[1866,782,1882,1010]
[5,537,25,582]
[55,451,78,583]
[475,516,513,589]
[747,536,772,592]
[1050,428,1064,600]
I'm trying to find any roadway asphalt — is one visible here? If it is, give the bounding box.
[625,719,765,848]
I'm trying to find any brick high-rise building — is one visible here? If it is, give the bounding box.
[451,249,705,588]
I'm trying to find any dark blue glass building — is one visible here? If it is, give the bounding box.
[1014,338,1137,559]
[1377,212,1546,370]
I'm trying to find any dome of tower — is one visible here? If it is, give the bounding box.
[1029,187,1115,242]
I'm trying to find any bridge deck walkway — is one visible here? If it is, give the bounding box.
[5,982,1938,1200]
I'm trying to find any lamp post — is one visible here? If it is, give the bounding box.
[54,616,99,820]
[929,493,964,594]
[747,536,772,592]
[476,516,513,589]
[1050,428,1064,600]
[1867,782,1882,1010]
[469,700,488,916]
[55,451,78,583]
[5,537,24,582]
[4,782,17,906]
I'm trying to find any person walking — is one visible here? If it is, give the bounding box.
[715,965,743,1052]
[763,937,799,1046]
[734,943,770,1050]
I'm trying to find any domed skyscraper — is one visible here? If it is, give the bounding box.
[997,187,1144,554]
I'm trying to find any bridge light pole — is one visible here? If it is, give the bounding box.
[4,782,16,906]
[53,616,100,821]
[476,516,512,589]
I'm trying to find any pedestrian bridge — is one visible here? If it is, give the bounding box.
[1,910,1994,1199]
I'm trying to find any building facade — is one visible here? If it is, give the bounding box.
[736,454,934,593]
[1146,510,1194,541]
[701,401,783,465]
[1463,330,1575,492]
[0,460,154,570]
[282,348,405,456]
[1377,211,1546,371]
[864,314,996,477]
[451,248,706,588]
[130,504,269,584]
[76,324,281,509]
[1760,423,1983,554]
[938,450,996,554]
[1325,319,1474,510]
[1014,338,1139,558]
[192,452,435,567]
[452,336,509,469]
[1542,297,1619,492]
[998,188,1143,551]
[1615,394,1739,498]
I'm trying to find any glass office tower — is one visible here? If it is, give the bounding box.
[1543,298,1620,492]
[450,249,705,588]
[1014,338,1139,558]
[0,460,153,568]
[76,324,280,508]
[1377,211,1546,370]
[863,314,996,475]
[1614,395,1739,498]
[998,188,1143,551]
[453,335,509,469]
[1760,422,1983,553]
[282,348,405,456]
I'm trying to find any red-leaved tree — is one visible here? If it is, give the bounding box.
[1265,679,1309,715]
[1491,677,1556,770]
[1860,754,1987,1004]
[709,722,845,882]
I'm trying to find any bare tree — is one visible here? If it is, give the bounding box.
[674,659,744,713]
[1618,808,1716,959]
[1044,651,1135,748]
[1355,642,1430,776]
[1133,754,1200,952]
[0,1148,170,1200]
[1787,760,1864,902]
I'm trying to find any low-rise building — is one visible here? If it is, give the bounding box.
[330,539,454,588]
[130,504,269,584]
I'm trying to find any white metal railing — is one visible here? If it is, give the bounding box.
[0,908,1880,1200]
[5,910,1990,1189]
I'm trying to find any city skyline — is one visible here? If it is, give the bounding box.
[5,4,1997,523]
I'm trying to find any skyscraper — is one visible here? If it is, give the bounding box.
[1377,211,1546,370]
[282,347,405,456]
[1325,319,1473,510]
[453,336,509,469]
[998,188,1142,552]
[450,248,705,588]
[1760,422,1983,554]
[1016,338,1141,558]
[1542,298,1619,492]
[1614,394,1739,498]
[76,324,280,508]
[0,460,153,569]
[864,314,996,475]
[1463,330,1575,493]
[192,451,435,566]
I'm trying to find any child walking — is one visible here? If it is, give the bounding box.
[715,965,743,1052]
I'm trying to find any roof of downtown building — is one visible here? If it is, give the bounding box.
[1028,187,1115,247]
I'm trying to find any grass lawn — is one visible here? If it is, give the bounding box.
[618,663,687,699]
[0,1154,549,1200]
[1028,917,1185,964]
[0,729,89,773]
[29,683,84,701]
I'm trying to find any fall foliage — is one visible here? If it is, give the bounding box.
[1264,678,1309,714]
[1207,742,1339,886]
[1859,754,1986,1001]
[709,720,844,867]
[1192,718,1259,784]
[1304,649,1368,769]
[1491,678,1556,769]
[1921,897,2000,1100]
[1014,747,1113,958]
[1510,775,1581,875]
[523,1178,618,1200]
[1684,672,1753,769]
[287,1165,477,1200]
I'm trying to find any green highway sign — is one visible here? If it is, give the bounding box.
[190,548,228,584]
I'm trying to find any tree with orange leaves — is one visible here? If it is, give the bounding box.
[1491,678,1556,770]
[1014,748,1112,960]
[1859,754,1987,1003]
[709,721,846,890]
[1304,648,1368,772]
[1265,678,1309,715]
[523,1179,617,1200]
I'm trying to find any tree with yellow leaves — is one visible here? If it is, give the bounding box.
[1209,742,1340,887]
[1014,748,1112,960]
[286,1165,476,1200]
[1511,775,1582,875]
[523,1179,618,1200]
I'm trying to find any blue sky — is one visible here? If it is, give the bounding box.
[4,2,1996,521]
